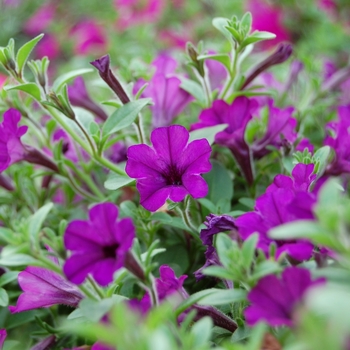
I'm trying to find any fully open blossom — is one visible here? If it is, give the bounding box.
[63,202,135,286]
[9,266,83,313]
[236,163,316,261]
[245,267,325,327]
[191,97,256,185]
[125,125,211,211]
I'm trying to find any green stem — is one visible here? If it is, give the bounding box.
[177,197,201,242]
[75,118,97,156]
[219,49,239,101]
[134,113,146,144]
[65,172,100,202]
[87,276,105,299]
[78,284,99,301]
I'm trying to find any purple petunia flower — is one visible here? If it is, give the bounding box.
[0,108,28,172]
[191,96,257,185]
[245,267,325,327]
[194,214,237,280]
[0,329,6,350]
[9,266,83,313]
[135,54,193,128]
[63,202,135,286]
[324,105,350,175]
[125,125,212,211]
[236,163,316,261]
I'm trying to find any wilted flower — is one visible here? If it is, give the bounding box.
[245,267,325,327]
[9,266,83,313]
[63,202,135,286]
[125,125,211,211]
[68,77,108,121]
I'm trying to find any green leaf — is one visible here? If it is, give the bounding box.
[4,83,42,100]
[191,317,213,346]
[102,98,151,137]
[241,234,258,267]
[189,124,228,145]
[0,288,9,307]
[313,145,331,177]
[52,68,93,92]
[180,78,206,105]
[0,227,19,245]
[216,233,236,268]
[27,202,53,243]
[203,160,233,205]
[212,17,233,43]
[104,172,134,190]
[241,31,276,48]
[197,288,247,306]
[0,271,19,287]
[251,260,282,281]
[16,33,44,75]
[240,12,252,37]
[0,254,38,266]
[197,54,231,72]
[202,266,235,280]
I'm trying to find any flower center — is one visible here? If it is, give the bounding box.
[102,243,120,259]
[164,164,182,186]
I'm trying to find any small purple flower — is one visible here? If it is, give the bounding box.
[0,108,27,172]
[324,105,350,175]
[245,267,325,327]
[9,266,83,313]
[68,77,108,121]
[63,202,135,286]
[295,138,314,153]
[191,96,256,185]
[136,54,192,128]
[195,214,237,280]
[236,163,315,261]
[24,3,55,35]
[252,100,297,158]
[126,125,212,211]
[0,329,6,350]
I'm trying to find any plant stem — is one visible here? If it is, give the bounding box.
[87,276,105,299]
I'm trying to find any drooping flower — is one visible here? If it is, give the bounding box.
[125,125,211,211]
[135,54,192,128]
[324,105,350,175]
[194,214,238,280]
[246,0,291,49]
[115,0,165,30]
[236,163,316,261]
[251,100,297,158]
[191,96,256,185]
[63,202,135,286]
[245,267,326,327]
[68,77,108,121]
[0,329,6,350]
[70,20,107,56]
[9,266,83,313]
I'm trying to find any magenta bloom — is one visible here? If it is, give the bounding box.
[115,0,164,29]
[191,97,256,185]
[35,34,60,60]
[0,109,27,172]
[246,0,290,49]
[24,3,55,35]
[205,54,228,92]
[0,329,6,350]
[63,202,135,286]
[9,266,83,313]
[245,267,325,327]
[70,20,107,56]
[125,125,211,211]
[252,100,297,158]
[324,105,350,175]
[135,54,192,128]
[236,164,315,261]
